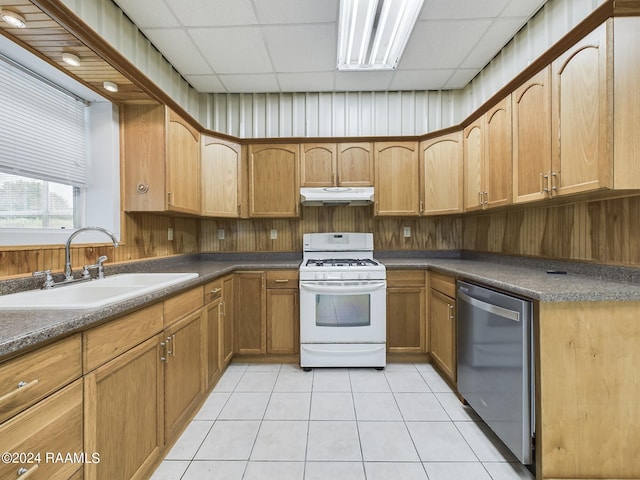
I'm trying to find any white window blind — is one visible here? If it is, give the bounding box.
[0,56,87,187]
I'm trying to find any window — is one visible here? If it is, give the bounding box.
[0,42,120,246]
[0,173,80,228]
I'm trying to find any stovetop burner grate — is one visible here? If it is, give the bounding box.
[305,258,379,267]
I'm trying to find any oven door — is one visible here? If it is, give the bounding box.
[299,280,386,343]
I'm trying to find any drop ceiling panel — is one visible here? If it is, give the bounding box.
[111,0,549,93]
[253,0,339,24]
[113,0,179,28]
[144,29,211,75]
[262,24,336,73]
[189,27,273,74]
[165,0,258,27]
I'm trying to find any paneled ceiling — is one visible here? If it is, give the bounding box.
[112,0,548,94]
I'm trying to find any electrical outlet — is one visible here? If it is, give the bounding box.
[167,227,174,241]
[403,226,411,238]
[270,229,278,240]
[218,229,225,240]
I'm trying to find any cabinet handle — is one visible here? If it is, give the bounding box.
[478,191,483,206]
[220,301,225,316]
[0,379,39,404]
[166,336,173,358]
[160,341,168,362]
[274,279,289,283]
[167,192,173,206]
[540,173,549,194]
[448,303,455,320]
[171,334,176,357]
[17,464,39,478]
[419,201,424,213]
[550,172,558,196]
[210,288,222,295]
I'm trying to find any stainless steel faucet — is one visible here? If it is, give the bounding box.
[65,227,119,280]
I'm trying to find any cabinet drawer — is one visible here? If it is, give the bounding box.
[83,303,163,372]
[164,286,204,326]
[266,270,299,289]
[0,334,81,424]
[0,379,83,480]
[430,272,456,298]
[387,270,425,287]
[204,278,223,304]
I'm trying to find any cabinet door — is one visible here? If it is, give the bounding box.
[0,379,83,480]
[420,132,463,215]
[202,136,241,217]
[235,272,266,354]
[84,335,164,480]
[429,289,456,384]
[248,144,299,217]
[205,299,221,389]
[301,143,336,187]
[164,309,205,443]
[266,289,299,354]
[221,275,235,366]
[551,24,610,196]
[387,286,425,353]
[463,119,484,212]
[122,104,166,212]
[484,95,512,209]
[338,142,373,186]
[374,142,419,216]
[166,109,200,214]
[513,67,552,204]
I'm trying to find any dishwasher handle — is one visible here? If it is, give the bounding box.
[458,289,520,322]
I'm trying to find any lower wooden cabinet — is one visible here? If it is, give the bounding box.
[429,272,457,384]
[235,272,266,354]
[84,334,164,480]
[220,275,235,366]
[204,297,222,388]
[163,309,205,442]
[386,270,426,353]
[266,270,299,355]
[0,379,83,480]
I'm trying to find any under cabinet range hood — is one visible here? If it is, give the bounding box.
[300,187,374,206]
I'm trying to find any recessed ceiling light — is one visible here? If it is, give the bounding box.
[62,52,81,67]
[0,9,26,29]
[103,81,118,93]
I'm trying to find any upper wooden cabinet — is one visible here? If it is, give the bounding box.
[374,141,420,216]
[513,66,552,204]
[201,136,242,217]
[419,132,464,215]
[300,142,373,187]
[463,96,512,211]
[549,19,640,197]
[123,104,200,215]
[248,144,299,217]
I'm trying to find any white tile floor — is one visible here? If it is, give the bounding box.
[151,363,535,480]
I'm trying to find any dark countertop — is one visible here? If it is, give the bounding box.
[2,251,640,361]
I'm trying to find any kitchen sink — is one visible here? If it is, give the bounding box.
[0,272,199,310]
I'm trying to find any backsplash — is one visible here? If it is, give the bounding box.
[2,195,639,278]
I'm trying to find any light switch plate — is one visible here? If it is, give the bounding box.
[404,226,411,238]
[270,229,278,240]
[167,227,174,241]
[218,229,225,240]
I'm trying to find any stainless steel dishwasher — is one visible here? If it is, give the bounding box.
[457,280,534,466]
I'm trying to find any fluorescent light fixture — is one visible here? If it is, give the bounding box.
[337,0,423,71]
[0,9,26,29]
[62,52,81,67]
[103,81,118,92]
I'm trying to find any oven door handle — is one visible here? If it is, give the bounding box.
[300,281,386,294]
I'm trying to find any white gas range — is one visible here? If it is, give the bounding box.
[299,232,387,369]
